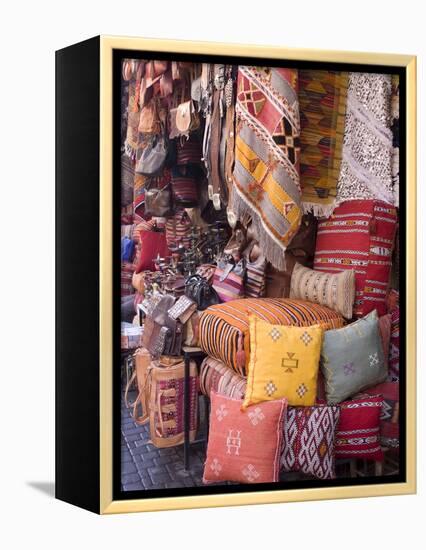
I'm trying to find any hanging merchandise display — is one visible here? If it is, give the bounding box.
[116,56,402,495]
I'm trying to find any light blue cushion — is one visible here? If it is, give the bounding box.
[321,310,387,404]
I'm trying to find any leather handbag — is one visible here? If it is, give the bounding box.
[212,259,245,302]
[168,295,197,324]
[185,274,221,310]
[144,357,198,448]
[135,132,168,176]
[175,100,200,135]
[138,98,162,134]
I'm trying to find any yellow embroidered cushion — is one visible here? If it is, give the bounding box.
[243,316,324,409]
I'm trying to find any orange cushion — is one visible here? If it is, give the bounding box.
[203,391,287,484]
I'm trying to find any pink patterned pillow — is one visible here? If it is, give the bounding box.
[281,405,340,479]
[203,391,287,484]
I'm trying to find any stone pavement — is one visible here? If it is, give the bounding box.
[121,389,208,491]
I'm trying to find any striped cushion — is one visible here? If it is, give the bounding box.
[199,298,344,375]
[314,200,397,317]
[200,356,247,400]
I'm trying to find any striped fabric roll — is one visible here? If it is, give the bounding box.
[199,356,247,400]
[199,298,344,375]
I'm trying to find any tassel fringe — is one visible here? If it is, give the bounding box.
[301,201,336,219]
[231,191,289,271]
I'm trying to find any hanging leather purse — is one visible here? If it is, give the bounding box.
[175,100,200,136]
[135,131,169,176]
[138,97,162,134]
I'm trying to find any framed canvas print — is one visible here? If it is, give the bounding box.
[55,35,416,514]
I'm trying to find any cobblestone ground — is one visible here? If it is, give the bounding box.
[121,389,208,491]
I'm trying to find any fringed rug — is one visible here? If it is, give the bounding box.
[231,66,302,271]
[336,72,395,206]
[299,70,348,218]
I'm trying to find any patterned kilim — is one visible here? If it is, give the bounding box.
[314,200,397,317]
[199,298,344,376]
[357,382,399,449]
[281,405,340,480]
[336,73,395,206]
[299,70,348,217]
[231,66,302,270]
[334,396,384,461]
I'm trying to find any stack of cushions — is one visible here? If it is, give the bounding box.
[199,298,344,376]
[201,304,393,484]
[314,199,397,318]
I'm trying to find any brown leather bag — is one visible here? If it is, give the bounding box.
[146,357,198,448]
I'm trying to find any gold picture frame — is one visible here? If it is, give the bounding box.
[56,35,417,514]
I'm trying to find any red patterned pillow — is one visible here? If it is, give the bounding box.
[357,382,399,449]
[203,391,287,484]
[335,396,384,461]
[281,405,340,479]
[314,200,397,317]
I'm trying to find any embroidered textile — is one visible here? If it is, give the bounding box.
[203,391,287,484]
[243,317,323,408]
[357,382,399,449]
[281,405,340,480]
[321,310,387,404]
[334,396,384,460]
[231,66,302,270]
[290,262,355,319]
[299,70,348,217]
[336,72,394,205]
[314,199,397,317]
